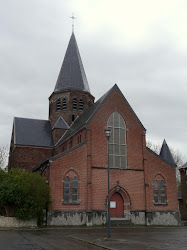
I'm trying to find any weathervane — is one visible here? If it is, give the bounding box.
[70,13,77,32]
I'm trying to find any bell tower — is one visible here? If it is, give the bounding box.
[49,32,95,128]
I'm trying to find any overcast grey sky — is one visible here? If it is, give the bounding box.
[0,0,186,161]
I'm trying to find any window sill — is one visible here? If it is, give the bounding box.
[62,200,81,205]
[154,202,168,206]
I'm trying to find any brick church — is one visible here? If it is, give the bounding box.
[9,31,180,226]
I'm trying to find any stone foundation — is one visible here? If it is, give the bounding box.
[47,210,180,226]
[131,211,146,225]
[146,210,180,226]
[47,210,107,226]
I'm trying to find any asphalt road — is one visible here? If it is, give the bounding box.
[0,227,187,250]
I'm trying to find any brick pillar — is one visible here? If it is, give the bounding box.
[86,128,92,211]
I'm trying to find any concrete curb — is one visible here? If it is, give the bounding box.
[69,235,115,250]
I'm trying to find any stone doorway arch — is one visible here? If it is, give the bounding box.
[108,183,131,219]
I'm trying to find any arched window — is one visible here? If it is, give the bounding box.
[77,134,82,144]
[64,176,70,202]
[72,176,78,202]
[107,111,127,168]
[69,138,73,148]
[62,143,66,152]
[73,98,77,110]
[154,180,158,203]
[63,175,79,204]
[79,99,83,110]
[56,99,61,111]
[160,180,166,203]
[153,177,166,204]
[62,98,67,110]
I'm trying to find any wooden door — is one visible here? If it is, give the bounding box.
[110,192,124,217]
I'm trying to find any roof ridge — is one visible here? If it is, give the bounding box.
[14,117,49,122]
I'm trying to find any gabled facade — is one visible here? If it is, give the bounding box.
[9,31,180,226]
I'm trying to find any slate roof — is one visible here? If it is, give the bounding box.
[54,32,90,93]
[14,117,54,147]
[159,139,176,166]
[52,117,69,130]
[55,86,110,145]
[56,84,146,146]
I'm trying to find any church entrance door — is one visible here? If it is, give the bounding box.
[110,192,124,217]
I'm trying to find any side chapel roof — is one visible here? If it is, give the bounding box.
[54,32,90,93]
[159,139,176,166]
[14,117,54,147]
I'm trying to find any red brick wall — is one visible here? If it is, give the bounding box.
[46,86,178,214]
[54,128,87,156]
[11,146,52,171]
[89,87,145,169]
[49,143,88,210]
[145,149,178,211]
[86,87,146,211]
[91,168,145,211]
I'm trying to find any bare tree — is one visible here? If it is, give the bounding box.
[0,146,8,169]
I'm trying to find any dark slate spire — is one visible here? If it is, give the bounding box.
[54,32,90,93]
[160,139,176,166]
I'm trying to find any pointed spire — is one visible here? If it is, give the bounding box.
[54,32,90,93]
[159,139,176,166]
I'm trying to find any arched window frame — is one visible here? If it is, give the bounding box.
[63,175,80,204]
[69,138,73,148]
[77,134,82,144]
[72,176,78,202]
[62,98,67,110]
[153,176,167,204]
[154,180,158,203]
[64,176,70,202]
[79,99,83,111]
[73,98,77,110]
[56,99,61,111]
[160,180,166,203]
[107,111,127,169]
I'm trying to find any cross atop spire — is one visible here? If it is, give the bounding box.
[70,13,77,32]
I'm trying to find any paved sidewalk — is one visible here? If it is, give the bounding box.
[69,226,187,250]
[0,226,187,249]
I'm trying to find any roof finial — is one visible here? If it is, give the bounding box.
[70,13,77,32]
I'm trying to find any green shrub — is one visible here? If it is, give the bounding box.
[0,168,50,223]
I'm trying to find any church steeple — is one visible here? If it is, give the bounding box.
[54,32,90,93]
[49,32,95,129]
[160,139,176,166]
